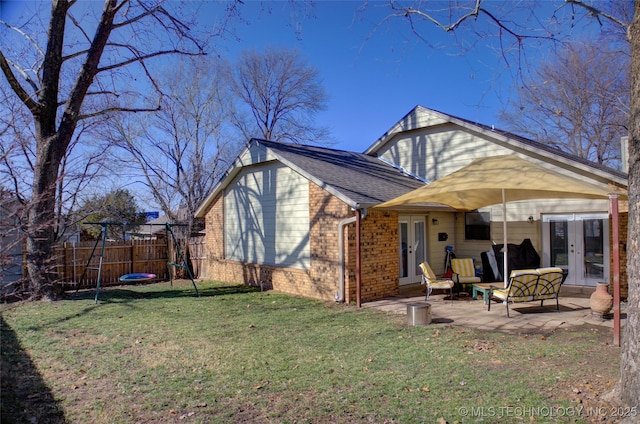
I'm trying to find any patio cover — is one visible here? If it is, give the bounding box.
[377,155,622,211]
[376,154,627,343]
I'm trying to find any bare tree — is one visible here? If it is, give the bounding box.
[230,46,330,144]
[382,0,638,410]
[110,56,235,276]
[500,41,629,168]
[0,0,240,300]
[112,57,233,225]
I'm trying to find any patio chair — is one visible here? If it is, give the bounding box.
[534,267,567,307]
[488,267,566,317]
[419,261,454,304]
[451,258,481,291]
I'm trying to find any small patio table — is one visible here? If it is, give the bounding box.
[472,283,500,305]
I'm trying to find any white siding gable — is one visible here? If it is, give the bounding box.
[225,161,310,269]
[376,124,511,182]
[236,141,280,166]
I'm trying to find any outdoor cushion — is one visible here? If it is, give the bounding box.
[535,267,565,299]
[489,267,566,317]
[451,258,481,284]
[492,271,539,302]
[419,261,454,303]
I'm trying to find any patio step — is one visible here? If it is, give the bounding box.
[559,286,593,298]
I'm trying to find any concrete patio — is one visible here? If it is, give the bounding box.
[363,284,626,336]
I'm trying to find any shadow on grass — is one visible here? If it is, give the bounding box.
[65,283,262,304]
[1,315,68,424]
[18,283,263,333]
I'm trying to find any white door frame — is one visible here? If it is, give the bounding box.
[541,213,609,287]
[399,215,427,286]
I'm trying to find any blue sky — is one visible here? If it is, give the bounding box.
[1,0,618,211]
[214,1,517,153]
[0,0,600,154]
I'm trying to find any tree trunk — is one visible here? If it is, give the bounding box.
[617,0,640,410]
[20,0,118,300]
[25,133,67,300]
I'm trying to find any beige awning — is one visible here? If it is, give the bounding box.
[377,155,626,210]
[376,154,626,345]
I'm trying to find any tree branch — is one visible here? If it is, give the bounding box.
[0,20,45,59]
[58,0,119,138]
[389,0,481,33]
[66,11,93,44]
[0,50,40,114]
[391,0,556,43]
[96,48,202,73]
[565,0,630,31]
[78,105,161,121]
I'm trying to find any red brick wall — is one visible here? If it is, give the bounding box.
[611,211,628,299]
[203,182,628,302]
[201,182,401,303]
[203,193,224,279]
[346,208,399,303]
[307,182,352,300]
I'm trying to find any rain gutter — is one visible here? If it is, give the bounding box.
[337,208,365,307]
[356,209,363,308]
[337,215,356,303]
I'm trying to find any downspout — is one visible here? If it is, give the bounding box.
[337,215,356,303]
[355,209,362,308]
[337,208,366,305]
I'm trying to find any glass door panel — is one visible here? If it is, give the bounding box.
[543,213,608,287]
[582,218,605,285]
[398,216,426,285]
[550,220,569,269]
[399,221,409,281]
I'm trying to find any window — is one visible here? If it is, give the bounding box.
[465,211,491,240]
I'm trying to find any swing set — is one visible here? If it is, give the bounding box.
[78,221,200,303]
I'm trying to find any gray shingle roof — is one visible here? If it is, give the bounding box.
[255,139,429,208]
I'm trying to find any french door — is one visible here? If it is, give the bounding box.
[399,215,426,286]
[542,213,609,287]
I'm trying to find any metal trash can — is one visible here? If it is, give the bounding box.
[407,303,432,326]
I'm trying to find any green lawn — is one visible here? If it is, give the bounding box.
[1,280,619,423]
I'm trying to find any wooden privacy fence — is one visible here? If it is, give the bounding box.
[54,237,206,290]
[189,236,205,279]
[55,239,170,289]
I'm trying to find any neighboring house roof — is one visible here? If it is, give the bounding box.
[195,139,452,217]
[365,105,628,186]
[130,215,171,237]
[130,211,205,237]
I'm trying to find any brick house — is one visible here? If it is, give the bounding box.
[195,106,628,303]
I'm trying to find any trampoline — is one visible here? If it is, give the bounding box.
[119,273,157,282]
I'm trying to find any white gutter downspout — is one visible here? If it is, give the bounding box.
[337,215,356,303]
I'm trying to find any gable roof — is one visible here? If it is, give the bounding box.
[196,106,628,218]
[365,105,627,185]
[195,139,452,217]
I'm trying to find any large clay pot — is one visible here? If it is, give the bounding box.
[590,282,613,316]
